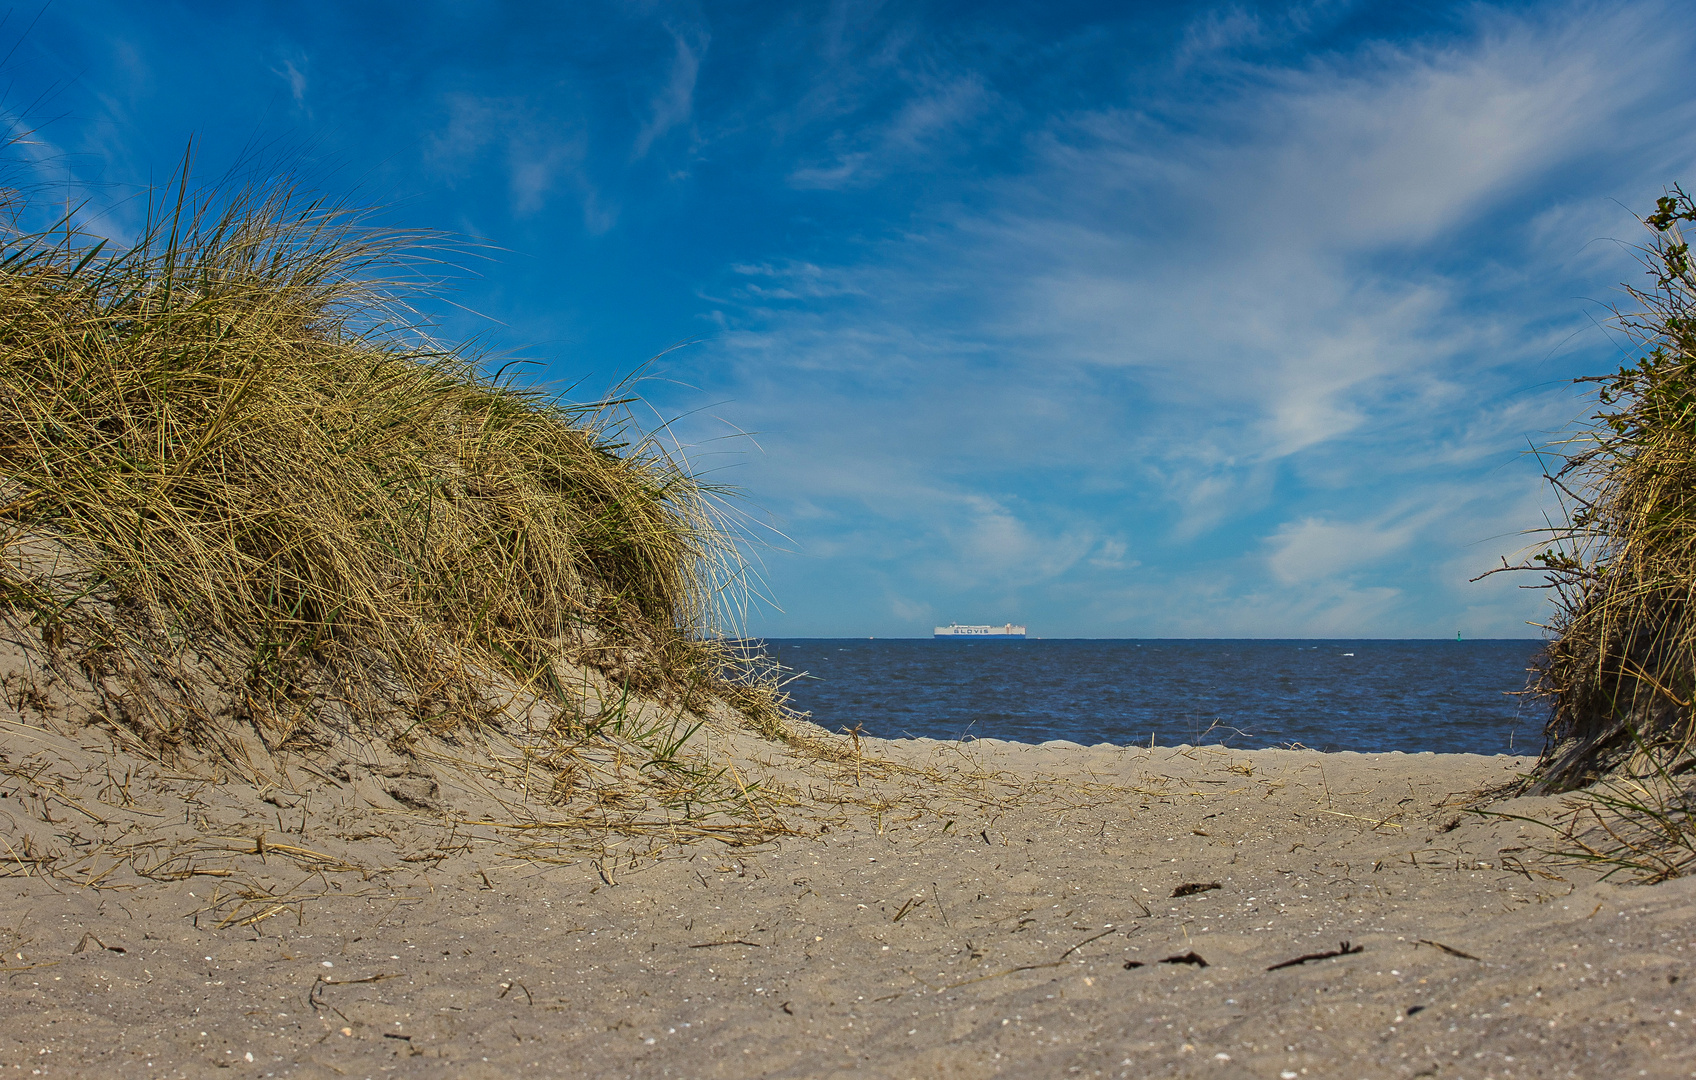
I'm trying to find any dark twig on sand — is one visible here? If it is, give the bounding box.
[1057,928,1116,961]
[309,972,398,1021]
[1267,941,1363,971]
[1159,951,1208,967]
[1417,938,1482,961]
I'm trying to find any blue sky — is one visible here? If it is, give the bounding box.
[12,0,1696,638]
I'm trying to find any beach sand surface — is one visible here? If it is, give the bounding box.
[1,721,1691,1079]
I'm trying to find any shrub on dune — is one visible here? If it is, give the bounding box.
[1531,186,1696,794]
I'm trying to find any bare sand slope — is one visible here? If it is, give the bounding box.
[2,724,1693,1080]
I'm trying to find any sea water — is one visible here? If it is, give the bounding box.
[760,639,1545,756]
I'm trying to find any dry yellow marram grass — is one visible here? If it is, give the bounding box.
[1525,186,1696,796]
[0,170,779,763]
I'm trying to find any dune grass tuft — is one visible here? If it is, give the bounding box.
[0,169,784,769]
[1524,186,1696,801]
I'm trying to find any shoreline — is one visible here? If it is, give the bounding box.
[2,725,1686,1077]
[900,733,1539,755]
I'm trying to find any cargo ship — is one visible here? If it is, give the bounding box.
[934,622,1027,639]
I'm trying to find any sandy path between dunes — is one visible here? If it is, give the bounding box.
[2,732,1693,1080]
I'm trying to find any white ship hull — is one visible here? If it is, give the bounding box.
[934,623,1026,639]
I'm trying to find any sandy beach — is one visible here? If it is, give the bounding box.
[2,714,1690,1080]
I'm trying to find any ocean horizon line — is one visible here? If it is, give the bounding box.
[753,635,1547,642]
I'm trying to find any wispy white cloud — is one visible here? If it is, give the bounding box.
[724,261,868,301]
[1266,503,1444,585]
[270,54,308,107]
[1174,0,1354,68]
[788,73,995,188]
[939,494,1097,587]
[425,93,613,229]
[889,595,933,623]
[633,24,706,160]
